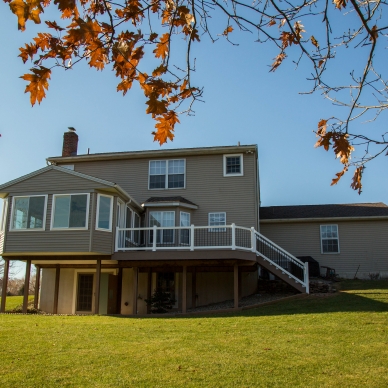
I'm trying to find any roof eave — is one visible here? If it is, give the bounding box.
[260,215,388,223]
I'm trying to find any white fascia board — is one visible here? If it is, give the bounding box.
[260,216,388,223]
[47,145,258,163]
[142,202,198,210]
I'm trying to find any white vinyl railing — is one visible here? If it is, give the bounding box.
[115,223,309,292]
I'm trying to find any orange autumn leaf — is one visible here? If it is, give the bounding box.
[270,52,286,72]
[268,19,276,27]
[351,166,363,194]
[9,0,44,31]
[153,33,169,60]
[332,133,354,164]
[333,0,348,10]
[331,166,348,186]
[223,26,233,36]
[20,66,51,106]
[310,36,319,48]
[146,95,168,116]
[152,111,180,145]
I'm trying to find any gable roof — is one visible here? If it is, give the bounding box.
[0,165,142,209]
[260,203,388,222]
[47,144,258,163]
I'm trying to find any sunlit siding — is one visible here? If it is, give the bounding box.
[260,220,388,278]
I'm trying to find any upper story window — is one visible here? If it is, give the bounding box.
[223,154,243,177]
[96,194,113,231]
[51,194,89,230]
[149,159,185,189]
[11,195,47,231]
[208,212,226,232]
[320,225,340,254]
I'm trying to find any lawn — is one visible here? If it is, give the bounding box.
[0,295,34,311]
[0,281,387,387]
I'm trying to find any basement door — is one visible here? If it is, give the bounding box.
[76,274,94,312]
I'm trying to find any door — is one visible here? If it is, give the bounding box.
[107,274,118,314]
[77,274,94,312]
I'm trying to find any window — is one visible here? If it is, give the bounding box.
[208,212,226,232]
[96,194,113,231]
[320,225,340,254]
[11,195,47,230]
[52,194,89,229]
[1,199,8,232]
[149,159,185,189]
[133,212,141,245]
[223,154,243,176]
[180,212,190,245]
[149,211,175,243]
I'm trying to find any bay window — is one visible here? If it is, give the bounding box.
[149,211,175,244]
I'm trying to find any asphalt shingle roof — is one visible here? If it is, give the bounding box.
[260,202,388,220]
[144,196,198,207]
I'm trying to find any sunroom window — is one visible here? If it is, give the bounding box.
[52,194,89,229]
[11,196,47,230]
[96,194,113,231]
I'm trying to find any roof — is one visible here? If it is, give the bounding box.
[260,203,388,221]
[0,165,142,209]
[47,144,258,163]
[142,196,198,209]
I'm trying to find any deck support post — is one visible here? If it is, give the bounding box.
[132,267,138,315]
[53,265,60,314]
[182,266,187,314]
[23,259,31,313]
[234,264,239,309]
[34,266,41,309]
[1,259,10,313]
[147,268,152,314]
[191,267,196,309]
[94,259,101,314]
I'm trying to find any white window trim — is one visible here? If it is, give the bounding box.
[10,195,48,232]
[149,210,176,244]
[95,194,113,232]
[1,198,9,232]
[223,154,243,177]
[180,211,191,245]
[208,212,226,232]
[50,193,90,231]
[320,224,340,254]
[148,159,186,190]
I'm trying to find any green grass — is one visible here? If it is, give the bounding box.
[0,295,34,311]
[0,281,387,387]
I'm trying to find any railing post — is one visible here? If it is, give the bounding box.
[304,262,310,294]
[152,225,157,251]
[190,224,194,251]
[231,223,236,250]
[115,228,119,252]
[251,227,256,252]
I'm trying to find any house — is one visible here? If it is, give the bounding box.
[0,129,385,315]
[260,203,388,279]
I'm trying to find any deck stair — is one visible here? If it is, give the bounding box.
[254,231,309,293]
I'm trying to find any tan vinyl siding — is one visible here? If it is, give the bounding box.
[4,169,104,195]
[92,230,114,254]
[3,170,117,255]
[0,232,4,254]
[63,152,258,229]
[260,220,388,278]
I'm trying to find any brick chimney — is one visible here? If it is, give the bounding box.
[62,127,78,157]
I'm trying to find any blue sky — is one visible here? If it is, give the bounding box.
[0,3,387,209]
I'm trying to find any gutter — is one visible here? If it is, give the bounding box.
[260,216,388,223]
